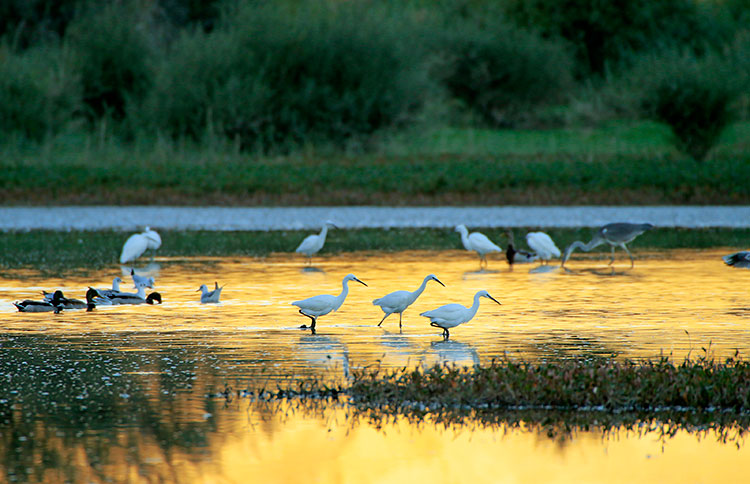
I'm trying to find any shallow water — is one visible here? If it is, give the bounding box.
[1,249,749,483]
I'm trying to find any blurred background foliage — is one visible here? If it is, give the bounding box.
[0,0,748,160]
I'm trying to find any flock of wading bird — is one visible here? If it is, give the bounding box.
[12,222,750,338]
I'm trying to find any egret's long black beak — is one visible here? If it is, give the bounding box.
[355,278,367,287]
[435,278,446,287]
[486,294,502,305]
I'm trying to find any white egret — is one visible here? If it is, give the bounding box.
[420,290,501,339]
[296,221,337,265]
[505,231,538,268]
[562,223,654,269]
[198,282,224,303]
[120,227,162,264]
[723,251,750,268]
[526,231,560,264]
[130,269,155,289]
[372,274,445,328]
[292,273,367,333]
[455,224,502,268]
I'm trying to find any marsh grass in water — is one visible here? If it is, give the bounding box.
[1,227,749,273]
[347,354,750,413]
[229,354,750,443]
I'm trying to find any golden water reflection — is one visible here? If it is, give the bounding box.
[1,249,749,483]
[3,249,750,364]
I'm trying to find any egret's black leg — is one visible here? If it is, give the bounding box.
[299,309,317,331]
[398,312,403,328]
[377,313,389,326]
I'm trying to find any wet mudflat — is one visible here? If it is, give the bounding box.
[1,249,749,483]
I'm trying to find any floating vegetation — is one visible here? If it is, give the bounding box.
[347,354,750,413]
[229,353,750,444]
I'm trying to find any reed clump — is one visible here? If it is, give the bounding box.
[348,355,750,413]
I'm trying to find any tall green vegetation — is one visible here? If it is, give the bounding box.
[0,43,80,141]
[0,0,747,158]
[66,3,155,122]
[502,0,735,76]
[143,2,433,150]
[629,50,743,161]
[435,17,574,127]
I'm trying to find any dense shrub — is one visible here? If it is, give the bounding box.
[435,19,574,127]
[66,3,155,121]
[503,0,737,75]
[631,50,742,160]
[0,44,81,140]
[143,2,433,150]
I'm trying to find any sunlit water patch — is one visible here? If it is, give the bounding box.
[1,250,749,482]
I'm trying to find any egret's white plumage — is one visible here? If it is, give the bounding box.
[723,251,750,268]
[420,290,501,339]
[455,224,502,268]
[373,274,445,328]
[295,221,337,264]
[292,273,367,333]
[198,282,224,303]
[120,227,161,264]
[562,222,654,269]
[525,231,560,264]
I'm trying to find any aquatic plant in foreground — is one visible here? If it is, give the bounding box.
[347,354,750,413]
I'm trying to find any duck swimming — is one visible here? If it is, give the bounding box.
[15,290,65,313]
[101,285,162,305]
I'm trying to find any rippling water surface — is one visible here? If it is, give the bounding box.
[1,249,749,483]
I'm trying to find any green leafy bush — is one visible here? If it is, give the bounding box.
[66,2,155,120]
[144,2,433,151]
[0,44,81,140]
[503,0,736,75]
[632,50,742,160]
[435,19,574,127]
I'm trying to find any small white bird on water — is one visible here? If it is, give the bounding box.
[120,227,162,264]
[372,274,445,328]
[292,273,367,333]
[420,290,501,339]
[296,221,337,265]
[525,231,560,264]
[455,224,502,268]
[198,282,224,303]
[723,251,750,268]
[130,269,155,289]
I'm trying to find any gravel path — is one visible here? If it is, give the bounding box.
[1,206,749,231]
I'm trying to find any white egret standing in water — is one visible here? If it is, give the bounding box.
[120,227,161,264]
[373,274,445,328]
[295,221,337,265]
[562,222,654,269]
[292,274,367,333]
[420,290,501,339]
[455,224,502,268]
[526,231,560,264]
